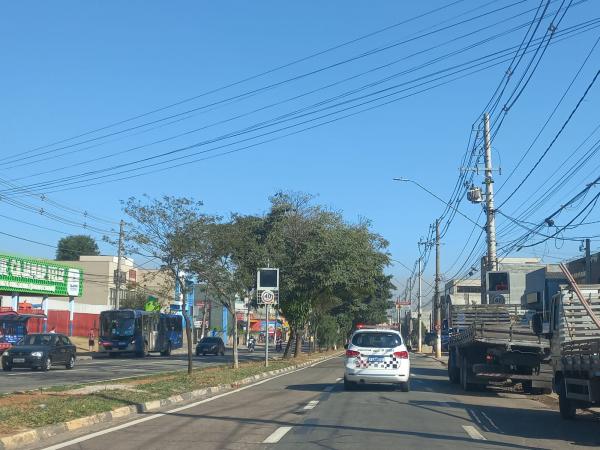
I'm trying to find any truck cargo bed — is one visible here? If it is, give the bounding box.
[450,304,546,349]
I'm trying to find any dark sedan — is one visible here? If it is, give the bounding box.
[1,333,76,371]
[195,337,225,356]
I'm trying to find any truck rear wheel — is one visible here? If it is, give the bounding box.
[460,355,473,391]
[448,350,460,384]
[559,380,576,420]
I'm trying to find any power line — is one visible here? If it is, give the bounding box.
[3,0,472,166]
[8,18,598,196]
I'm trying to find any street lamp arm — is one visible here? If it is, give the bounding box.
[393,177,482,228]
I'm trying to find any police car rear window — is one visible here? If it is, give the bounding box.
[352,332,401,348]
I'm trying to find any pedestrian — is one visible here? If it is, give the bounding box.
[49,326,56,334]
[88,328,95,352]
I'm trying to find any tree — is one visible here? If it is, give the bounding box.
[56,235,100,261]
[122,195,210,375]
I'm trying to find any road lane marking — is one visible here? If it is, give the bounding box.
[40,354,340,450]
[480,411,500,432]
[303,400,319,410]
[263,426,293,443]
[335,377,342,381]
[462,425,486,441]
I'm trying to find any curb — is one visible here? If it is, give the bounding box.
[416,353,448,366]
[0,353,341,450]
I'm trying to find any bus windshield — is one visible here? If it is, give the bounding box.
[100,311,135,338]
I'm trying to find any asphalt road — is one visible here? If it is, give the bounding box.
[0,348,270,393]
[25,354,600,450]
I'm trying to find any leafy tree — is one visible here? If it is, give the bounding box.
[122,195,210,375]
[56,235,100,261]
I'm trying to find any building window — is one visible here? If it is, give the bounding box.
[456,285,481,293]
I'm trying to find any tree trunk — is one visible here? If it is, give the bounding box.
[294,329,303,358]
[231,307,239,368]
[283,327,295,359]
[200,300,209,339]
[183,311,193,375]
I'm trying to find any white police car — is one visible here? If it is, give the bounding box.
[344,327,410,391]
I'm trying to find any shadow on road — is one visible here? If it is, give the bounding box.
[151,409,542,450]
[401,399,600,448]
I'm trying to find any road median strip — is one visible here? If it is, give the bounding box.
[0,352,341,450]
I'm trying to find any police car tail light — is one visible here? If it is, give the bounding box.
[345,349,360,357]
[393,351,409,359]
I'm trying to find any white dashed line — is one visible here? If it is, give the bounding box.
[263,426,293,443]
[462,425,486,440]
[39,356,339,450]
[335,377,343,381]
[304,400,319,410]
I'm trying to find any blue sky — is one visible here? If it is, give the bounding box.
[1,1,599,301]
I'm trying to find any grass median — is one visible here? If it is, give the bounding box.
[0,351,340,437]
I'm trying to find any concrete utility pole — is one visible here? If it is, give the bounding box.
[435,219,442,358]
[585,238,592,284]
[115,219,125,310]
[483,112,498,272]
[418,257,422,353]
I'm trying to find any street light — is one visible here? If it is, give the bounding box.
[393,177,481,228]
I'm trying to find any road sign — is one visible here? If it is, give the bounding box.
[260,290,275,305]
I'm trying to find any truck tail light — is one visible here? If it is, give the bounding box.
[345,349,360,357]
[393,351,409,359]
[486,354,494,363]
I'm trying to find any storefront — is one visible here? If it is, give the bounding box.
[0,254,83,336]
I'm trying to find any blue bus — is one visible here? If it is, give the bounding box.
[99,309,183,357]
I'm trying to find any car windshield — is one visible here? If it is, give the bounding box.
[352,332,402,348]
[18,335,54,346]
[200,338,219,344]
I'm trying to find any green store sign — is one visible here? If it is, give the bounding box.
[0,254,83,297]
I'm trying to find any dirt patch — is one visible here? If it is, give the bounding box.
[66,384,142,395]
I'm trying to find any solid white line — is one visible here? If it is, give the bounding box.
[462,425,486,441]
[303,400,319,410]
[263,426,293,443]
[40,356,338,450]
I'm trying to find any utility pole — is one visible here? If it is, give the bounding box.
[483,112,498,272]
[435,219,442,358]
[418,257,422,353]
[115,219,124,310]
[585,238,592,284]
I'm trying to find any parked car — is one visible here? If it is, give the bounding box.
[196,337,225,356]
[1,333,76,371]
